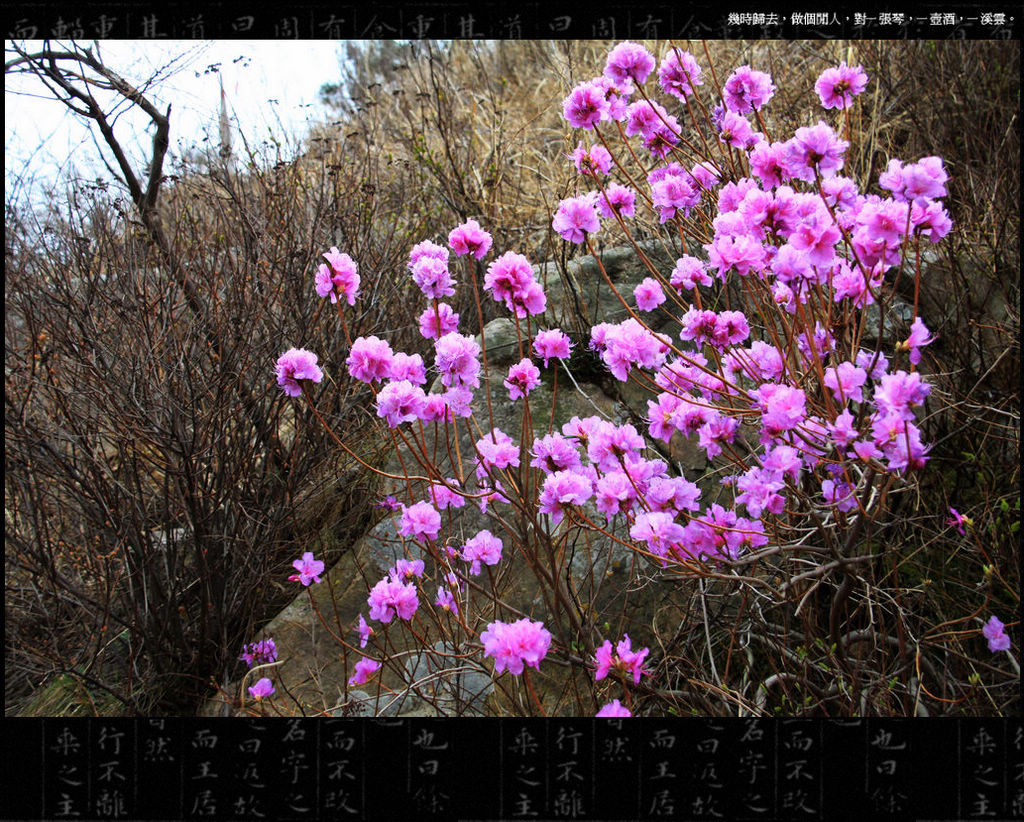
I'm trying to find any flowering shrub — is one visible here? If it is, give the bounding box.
[266,42,1014,718]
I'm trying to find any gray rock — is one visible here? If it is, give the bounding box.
[400,640,494,716]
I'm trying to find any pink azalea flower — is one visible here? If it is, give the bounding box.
[389,559,425,582]
[593,635,650,684]
[376,380,428,428]
[398,501,441,541]
[389,352,427,385]
[596,699,632,717]
[723,65,776,113]
[410,255,456,299]
[553,194,601,243]
[815,63,869,110]
[275,348,324,397]
[356,614,373,648]
[461,529,504,576]
[658,49,702,100]
[347,336,395,383]
[604,41,656,85]
[474,428,521,477]
[504,358,541,401]
[781,122,848,182]
[902,317,935,365]
[562,81,610,130]
[946,507,969,536]
[367,577,420,623]
[239,638,278,667]
[428,478,466,510]
[671,256,713,292]
[348,657,382,686]
[434,586,459,615]
[538,470,593,524]
[289,552,324,586]
[448,219,493,260]
[316,248,361,306]
[434,332,481,389]
[571,142,614,176]
[530,432,583,474]
[824,362,868,405]
[982,616,1011,653]
[634,278,666,311]
[630,511,685,559]
[407,239,449,271]
[596,182,636,220]
[248,677,275,700]
[418,303,460,340]
[533,328,573,368]
[480,618,552,675]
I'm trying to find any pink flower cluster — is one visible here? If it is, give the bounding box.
[461,529,503,576]
[480,618,552,675]
[367,576,420,623]
[484,251,547,317]
[239,638,277,668]
[289,552,324,586]
[276,348,324,397]
[982,616,1011,653]
[594,634,650,684]
[316,248,361,306]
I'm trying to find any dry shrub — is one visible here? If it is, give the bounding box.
[5,117,438,713]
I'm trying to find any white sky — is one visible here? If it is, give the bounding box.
[5,40,347,212]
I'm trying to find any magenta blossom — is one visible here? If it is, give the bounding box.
[398,500,442,542]
[671,256,713,292]
[407,238,449,270]
[434,586,459,615]
[596,699,632,717]
[781,122,848,182]
[239,638,278,668]
[356,614,373,648]
[538,469,593,524]
[348,657,382,686]
[604,41,656,85]
[367,577,419,623]
[248,677,275,700]
[410,255,456,299]
[275,348,324,397]
[434,332,481,389]
[289,552,324,586]
[389,558,425,582]
[448,218,493,259]
[723,65,776,113]
[418,303,460,340]
[553,194,601,243]
[815,62,868,110]
[902,317,934,365]
[571,142,614,176]
[376,379,428,428]
[461,529,504,576]
[562,80,610,129]
[480,618,552,675]
[347,336,395,383]
[634,278,667,311]
[316,248,361,306]
[533,328,573,368]
[389,352,427,386]
[982,616,1011,653]
[946,507,970,536]
[658,49,702,100]
[596,182,637,220]
[505,358,542,400]
[593,634,650,684]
